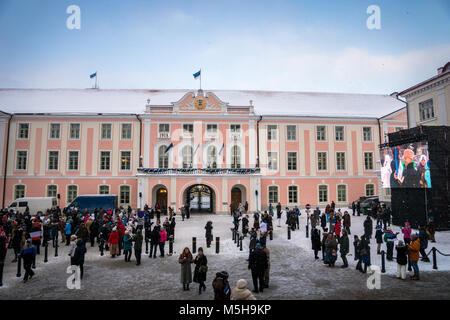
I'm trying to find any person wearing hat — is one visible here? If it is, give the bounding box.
[402,221,412,245]
[107,226,120,258]
[122,230,133,262]
[71,239,87,279]
[248,242,267,293]
[20,239,36,283]
[179,247,194,291]
[193,247,208,294]
[395,240,408,280]
[231,279,256,300]
[408,234,420,280]
[375,225,384,254]
[133,226,143,266]
[68,235,78,259]
[212,271,231,300]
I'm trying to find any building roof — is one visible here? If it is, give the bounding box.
[0,88,405,118]
[399,61,450,96]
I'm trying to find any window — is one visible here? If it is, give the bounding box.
[67,185,78,204]
[182,145,193,168]
[206,124,217,135]
[48,151,59,171]
[16,151,27,170]
[158,145,169,168]
[101,123,112,139]
[287,152,297,171]
[68,151,79,171]
[231,145,241,169]
[318,185,328,203]
[337,185,347,202]
[121,123,132,139]
[268,186,278,204]
[18,123,29,139]
[47,185,57,198]
[268,152,278,171]
[336,152,346,171]
[419,99,435,122]
[316,126,326,141]
[366,184,375,196]
[49,123,60,139]
[364,152,374,170]
[99,185,110,195]
[286,125,296,141]
[317,152,327,171]
[120,186,130,205]
[267,125,277,141]
[183,124,193,135]
[158,124,170,138]
[70,123,80,139]
[100,151,111,171]
[363,127,372,142]
[335,126,344,141]
[14,185,25,199]
[120,151,131,171]
[230,124,241,133]
[288,185,298,204]
[207,146,217,168]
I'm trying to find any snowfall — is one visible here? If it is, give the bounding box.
[1,209,450,300]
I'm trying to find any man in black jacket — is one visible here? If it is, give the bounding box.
[248,242,268,293]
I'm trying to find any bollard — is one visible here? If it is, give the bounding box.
[231,228,234,242]
[44,242,48,263]
[407,255,412,271]
[239,236,243,251]
[432,247,438,270]
[100,240,104,256]
[192,237,196,254]
[32,253,36,269]
[381,250,386,273]
[306,224,309,238]
[234,230,237,244]
[288,226,291,240]
[145,239,149,254]
[236,233,240,248]
[169,237,173,255]
[216,237,220,254]
[16,256,22,278]
[55,239,58,257]
[269,230,273,241]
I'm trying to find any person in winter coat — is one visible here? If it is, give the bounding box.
[0,227,7,282]
[311,227,321,259]
[117,220,125,256]
[321,230,328,261]
[89,219,99,247]
[427,217,436,243]
[384,227,398,261]
[149,226,160,258]
[242,215,249,238]
[20,239,37,283]
[354,235,361,266]
[402,221,412,245]
[107,227,120,258]
[253,212,260,230]
[418,226,430,262]
[395,240,408,280]
[248,229,258,260]
[68,234,78,259]
[231,279,256,300]
[248,243,268,293]
[64,220,72,245]
[159,227,167,257]
[205,221,213,248]
[340,230,349,268]
[359,235,371,273]
[375,225,384,254]
[122,231,133,262]
[133,226,143,265]
[324,233,338,267]
[262,244,270,288]
[193,247,208,294]
[408,234,420,280]
[71,239,86,279]
[179,247,194,291]
[334,219,342,242]
[343,211,351,234]
[212,271,231,301]
[363,216,373,241]
[320,213,327,231]
[10,225,23,262]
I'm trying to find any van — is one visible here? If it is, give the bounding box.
[65,194,117,213]
[8,197,58,215]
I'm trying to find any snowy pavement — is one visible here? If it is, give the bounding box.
[1,209,450,300]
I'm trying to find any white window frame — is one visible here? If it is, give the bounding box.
[268,185,279,204]
[120,150,132,171]
[362,127,373,142]
[47,150,59,171]
[318,184,329,204]
[316,125,327,142]
[267,125,278,141]
[418,98,436,123]
[46,184,58,198]
[182,123,194,137]
[69,123,81,140]
[48,123,61,140]
[286,125,297,141]
[365,183,375,196]
[67,185,78,204]
[336,151,346,172]
[287,151,298,172]
[100,123,113,140]
[67,150,80,171]
[267,151,278,171]
[99,150,111,171]
[17,123,30,140]
[337,184,347,203]
[317,151,328,172]
[206,123,218,137]
[364,152,374,171]
[288,185,299,205]
[98,184,110,195]
[158,123,170,139]
[15,150,28,171]
[335,126,345,142]
[14,184,26,200]
[121,123,133,140]
[119,185,131,205]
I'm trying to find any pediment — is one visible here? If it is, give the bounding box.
[172,90,228,113]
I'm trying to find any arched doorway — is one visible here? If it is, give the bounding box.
[152,185,168,213]
[230,184,247,212]
[183,184,215,213]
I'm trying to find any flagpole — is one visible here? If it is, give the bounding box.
[95,71,98,89]
[200,69,202,90]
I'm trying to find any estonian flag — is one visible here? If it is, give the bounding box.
[193,70,201,79]
[90,72,97,79]
[165,143,174,154]
[218,143,225,155]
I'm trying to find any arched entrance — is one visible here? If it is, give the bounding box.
[152,185,168,213]
[230,184,247,212]
[183,184,215,213]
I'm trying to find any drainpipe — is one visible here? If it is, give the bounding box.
[391,92,409,129]
[2,112,12,208]
[135,114,142,167]
[256,115,262,168]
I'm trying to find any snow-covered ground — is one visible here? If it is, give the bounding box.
[1,209,450,300]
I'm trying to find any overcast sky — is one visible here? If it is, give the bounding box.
[0,0,449,94]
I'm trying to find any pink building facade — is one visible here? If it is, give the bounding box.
[0,89,407,213]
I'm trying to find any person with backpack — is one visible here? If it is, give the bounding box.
[339,230,349,268]
[248,243,268,293]
[71,239,87,279]
[375,225,384,254]
[212,271,231,300]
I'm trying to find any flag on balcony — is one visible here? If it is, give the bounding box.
[193,70,201,79]
[218,143,224,155]
[165,143,174,154]
[193,143,200,155]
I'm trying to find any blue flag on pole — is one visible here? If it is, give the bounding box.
[90,72,97,79]
[165,143,174,154]
[193,70,201,79]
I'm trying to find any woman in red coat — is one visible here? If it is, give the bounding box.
[334,219,342,242]
[107,227,119,258]
[159,228,167,257]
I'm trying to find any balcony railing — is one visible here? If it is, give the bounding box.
[137,167,260,175]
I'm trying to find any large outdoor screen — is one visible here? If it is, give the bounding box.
[380,141,431,188]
